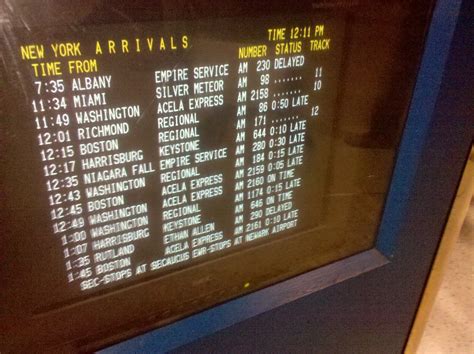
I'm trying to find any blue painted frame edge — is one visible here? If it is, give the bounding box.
[101,0,462,352]
[376,0,463,257]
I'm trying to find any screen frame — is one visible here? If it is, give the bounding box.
[0,0,467,351]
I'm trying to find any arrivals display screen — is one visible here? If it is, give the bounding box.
[0,0,433,351]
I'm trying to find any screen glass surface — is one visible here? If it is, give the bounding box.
[3,14,345,304]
